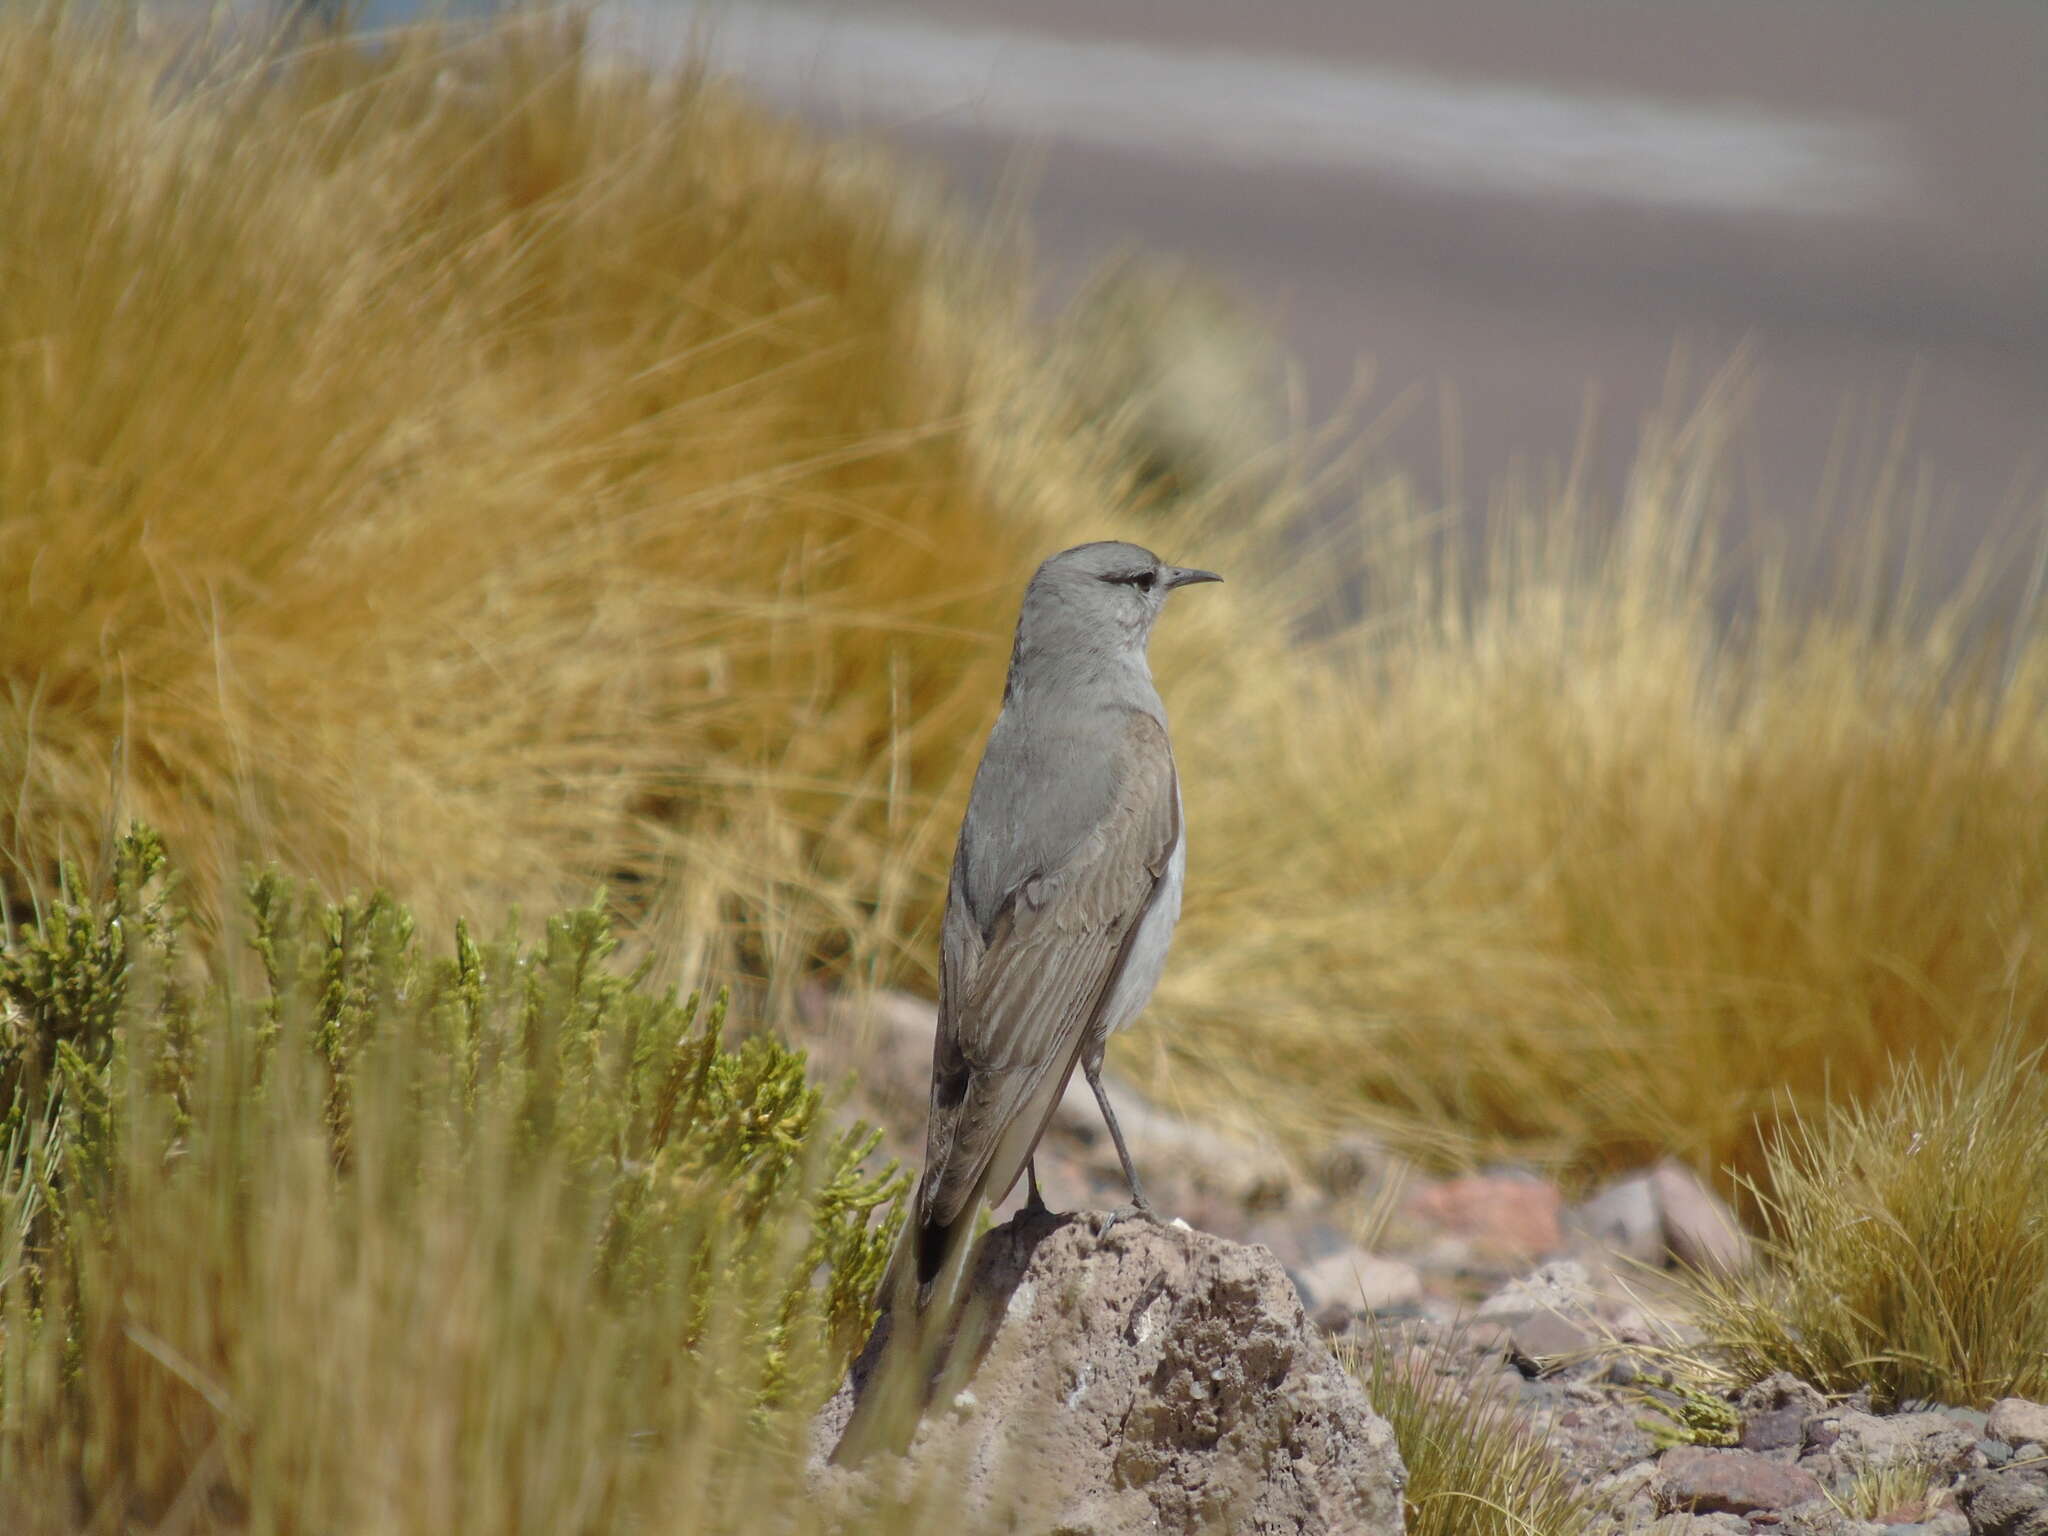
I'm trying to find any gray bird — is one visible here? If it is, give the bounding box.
[834,540,1220,1461]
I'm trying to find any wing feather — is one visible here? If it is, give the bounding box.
[920,711,1178,1227]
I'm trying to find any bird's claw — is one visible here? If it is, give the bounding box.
[1096,1199,1165,1235]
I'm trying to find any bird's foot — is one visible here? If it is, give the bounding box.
[1096,1198,1166,1236]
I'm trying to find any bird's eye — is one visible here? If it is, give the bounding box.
[1102,570,1157,589]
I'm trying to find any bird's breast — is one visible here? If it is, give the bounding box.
[1093,798,1186,1043]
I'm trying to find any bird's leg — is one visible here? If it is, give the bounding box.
[1023,1157,1049,1216]
[1087,1053,1163,1231]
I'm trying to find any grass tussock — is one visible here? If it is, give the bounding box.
[1156,409,2048,1185]
[0,827,910,1530]
[1350,1329,1597,1536]
[0,7,1106,990]
[2,7,2046,1200]
[1678,1036,2048,1410]
[1833,1462,1952,1525]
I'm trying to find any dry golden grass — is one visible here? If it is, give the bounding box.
[1832,1462,1953,1526]
[1681,1035,2048,1409]
[1348,1327,1597,1536]
[0,6,1105,999]
[1152,428,2048,1187]
[3,5,2046,1210]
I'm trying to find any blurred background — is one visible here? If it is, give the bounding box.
[281,0,2048,596]
[602,0,2048,593]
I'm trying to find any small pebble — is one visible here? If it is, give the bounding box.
[1980,1438,2013,1467]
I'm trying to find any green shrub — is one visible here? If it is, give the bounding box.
[0,826,905,1528]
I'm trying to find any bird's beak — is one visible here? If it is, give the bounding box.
[1163,566,1224,589]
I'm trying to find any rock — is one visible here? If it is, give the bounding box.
[1747,1403,1818,1456]
[1506,1309,1594,1372]
[1455,1317,1520,1357]
[1983,1441,2016,1468]
[1650,1159,1752,1274]
[1770,1500,1871,1535]
[1407,1173,1564,1259]
[1958,1463,2048,1535]
[1809,1415,1848,1453]
[1741,1374,1828,1458]
[1833,1410,1980,1478]
[1546,1396,1663,1485]
[1989,1402,2048,1453]
[1605,1354,1646,1386]
[1247,1218,1350,1274]
[1644,1515,1753,1535]
[812,1213,1405,1535]
[1743,1371,1828,1415]
[1609,1300,1688,1348]
[1412,1231,1478,1274]
[1289,1248,1423,1324]
[1656,1445,1827,1515]
[1591,1458,1662,1523]
[1473,1262,1599,1374]
[1868,1486,1946,1525]
[1569,1170,1665,1263]
[1469,1260,1615,1379]
[1477,1260,1595,1319]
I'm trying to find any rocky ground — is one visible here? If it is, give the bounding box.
[802,989,2048,1534]
[1395,1283,2048,1535]
[812,1215,1408,1534]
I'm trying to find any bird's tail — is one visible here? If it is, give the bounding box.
[828,1189,983,1465]
[834,1055,1086,1464]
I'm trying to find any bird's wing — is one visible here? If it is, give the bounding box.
[921,710,1179,1228]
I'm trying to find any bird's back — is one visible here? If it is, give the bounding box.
[952,691,1144,937]
[914,688,1179,1263]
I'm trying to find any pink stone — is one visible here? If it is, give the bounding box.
[1405,1175,1564,1258]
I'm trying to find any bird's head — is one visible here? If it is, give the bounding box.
[1009,541,1222,681]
